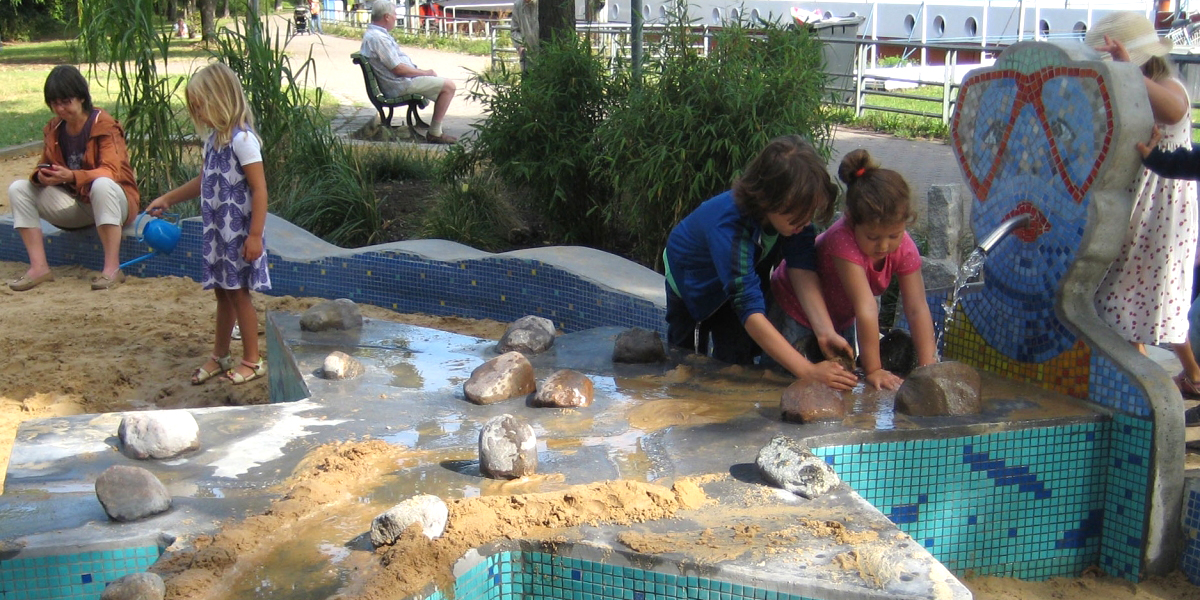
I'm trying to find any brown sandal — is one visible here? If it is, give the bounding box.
[1173,372,1200,399]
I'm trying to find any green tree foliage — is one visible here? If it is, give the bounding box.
[596,6,833,267]
[454,0,835,267]
[458,35,624,246]
[78,0,192,198]
[0,0,75,42]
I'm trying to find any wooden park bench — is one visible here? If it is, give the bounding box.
[351,52,430,140]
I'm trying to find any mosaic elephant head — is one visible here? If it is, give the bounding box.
[950,42,1151,363]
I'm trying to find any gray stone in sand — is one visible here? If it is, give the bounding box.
[533,369,594,408]
[118,410,200,459]
[895,361,982,416]
[322,350,365,380]
[756,435,841,499]
[497,315,556,354]
[370,494,449,547]
[100,571,165,600]
[780,379,845,423]
[479,414,537,479]
[95,465,171,522]
[300,298,363,332]
[464,351,536,404]
[612,327,667,363]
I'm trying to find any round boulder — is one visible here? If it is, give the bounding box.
[100,571,165,600]
[322,350,365,380]
[300,298,363,332]
[118,410,200,459]
[464,351,536,404]
[497,315,556,354]
[895,361,982,416]
[612,328,666,363]
[532,369,594,408]
[479,414,537,479]
[370,494,449,547]
[95,465,172,522]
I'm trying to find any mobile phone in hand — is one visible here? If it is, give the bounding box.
[37,163,53,169]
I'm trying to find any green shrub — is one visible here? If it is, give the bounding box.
[462,35,621,246]
[422,174,522,252]
[596,3,834,266]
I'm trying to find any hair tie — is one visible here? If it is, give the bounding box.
[855,167,866,178]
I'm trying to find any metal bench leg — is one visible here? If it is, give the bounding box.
[408,101,429,129]
[406,103,425,142]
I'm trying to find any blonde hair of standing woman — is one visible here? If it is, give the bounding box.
[185,62,258,148]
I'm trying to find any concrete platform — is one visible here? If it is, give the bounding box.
[0,314,1053,599]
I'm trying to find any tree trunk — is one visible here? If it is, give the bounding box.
[200,0,217,41]
[167,0,178,22]
[538,0,573,45]
[218,0,228,19]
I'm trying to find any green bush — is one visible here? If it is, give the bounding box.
[450,0,836,267]
[462,35,622,246]
[596,5,834,266]
[422,174,522,252]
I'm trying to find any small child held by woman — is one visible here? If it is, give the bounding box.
[147,62,270,385]
[664,135,858,391]
[770,149,937,390]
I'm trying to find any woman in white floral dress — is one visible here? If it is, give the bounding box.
[1090,12,1200,397]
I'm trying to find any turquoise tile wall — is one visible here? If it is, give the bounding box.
[811,424,1112,580]
[1183,479,1200,584]
[0,546,159,600]
[431,551,825,600]
[1099,414,1151,580]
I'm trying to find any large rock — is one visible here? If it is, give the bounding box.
[100,571,165,600]
[370,494,449,547]
[95,465,171,522]
[780,379,845,423]
[497,315,556,354]
[118,411,200,459]
[463,351,536,404]
[612,328,666,363]
[532,369,594,408]
[756,435,841,499]
[300,298,363,332]
[479,414,537,479]
[322,350,365,380]
[895,361,982,416]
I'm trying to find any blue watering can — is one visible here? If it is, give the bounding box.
[119,213,181,270]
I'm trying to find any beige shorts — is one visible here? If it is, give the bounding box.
[405,76,445,101]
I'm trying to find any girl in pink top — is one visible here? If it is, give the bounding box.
[770,149,937,390]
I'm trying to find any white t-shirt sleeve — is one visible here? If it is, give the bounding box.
[231,130,262,166]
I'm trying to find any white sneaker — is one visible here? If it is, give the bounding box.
[232,325,242,340]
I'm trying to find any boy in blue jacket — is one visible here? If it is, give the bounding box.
[663,135,857,390]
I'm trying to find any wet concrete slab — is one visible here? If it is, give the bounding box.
[0,313,1110,598]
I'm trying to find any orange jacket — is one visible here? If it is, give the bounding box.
[32,108,140,226]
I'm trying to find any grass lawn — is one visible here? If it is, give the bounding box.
[0,32,338,148]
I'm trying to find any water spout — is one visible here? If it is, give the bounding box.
[977,213,1032,254]
[937,213,1033,354]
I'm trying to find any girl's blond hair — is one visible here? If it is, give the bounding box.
[186,62,257,148]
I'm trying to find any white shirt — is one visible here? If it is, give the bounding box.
[360,23,417,96]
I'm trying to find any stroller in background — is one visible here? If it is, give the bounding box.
[293,5,310,34]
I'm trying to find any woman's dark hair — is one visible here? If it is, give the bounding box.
[838,148,915,226]
[733,135,838,229]
[44,65,93,112]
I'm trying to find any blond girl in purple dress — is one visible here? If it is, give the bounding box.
[147,62,270,385]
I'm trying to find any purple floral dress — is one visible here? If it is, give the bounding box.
[200,130,271,291]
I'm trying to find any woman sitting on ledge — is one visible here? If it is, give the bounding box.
[7,65,140,291]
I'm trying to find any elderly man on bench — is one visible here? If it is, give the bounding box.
[359,0,458,144]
